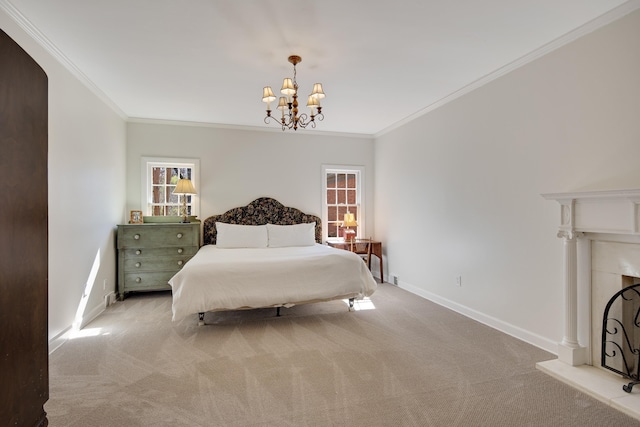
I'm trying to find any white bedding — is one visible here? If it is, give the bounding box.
[168,243,377,320]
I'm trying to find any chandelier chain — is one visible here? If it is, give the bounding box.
[293,63,297,88]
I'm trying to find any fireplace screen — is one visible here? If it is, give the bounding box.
[602,283,640,393]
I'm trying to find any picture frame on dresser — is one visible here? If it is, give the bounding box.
[129,210,143,224]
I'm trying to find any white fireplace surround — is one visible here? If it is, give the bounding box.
[539,188,640,420]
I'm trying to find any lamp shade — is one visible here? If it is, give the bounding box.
[342,213,357,227]
[307,95,319,110]
[277,97,288,110]
[262,86,276,103]
[311,83,325,99]
[281,78,295,96]
[173,178,197,195]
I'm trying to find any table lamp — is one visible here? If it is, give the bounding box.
[173,178,197,223]
[342,212,357,241]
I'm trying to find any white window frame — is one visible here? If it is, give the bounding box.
[140,157,200,218]
[321,164,365,243]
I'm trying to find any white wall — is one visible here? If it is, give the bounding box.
[374,9,640,352]
[1,8,127,345]
[126,122,375,238]
[6,1,636,358]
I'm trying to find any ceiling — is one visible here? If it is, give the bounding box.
[3,0,636,135]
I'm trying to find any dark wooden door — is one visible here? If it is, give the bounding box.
[0,28,49,426]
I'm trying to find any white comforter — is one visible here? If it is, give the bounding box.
[169,244,377,320]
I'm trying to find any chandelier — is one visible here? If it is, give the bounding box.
[262,55,325,131]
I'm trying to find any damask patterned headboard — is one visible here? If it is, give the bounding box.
[202,197,322,245]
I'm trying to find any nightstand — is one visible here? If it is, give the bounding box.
[117,222,200,300]
[328,239,383,282]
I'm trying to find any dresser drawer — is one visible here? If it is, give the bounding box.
[122,255,191,272]
[118,224,198,249]
[122,246,198,259]
[122,271,175,291]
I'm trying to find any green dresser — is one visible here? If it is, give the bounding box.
[117,222,200,300]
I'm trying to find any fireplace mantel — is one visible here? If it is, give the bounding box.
[542,189,640,365]
[539,189,640,420]
[543,189,640,236]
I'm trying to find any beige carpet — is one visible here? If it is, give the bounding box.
[45,283,639,426]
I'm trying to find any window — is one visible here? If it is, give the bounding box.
[322,165,364,242]
[141,157,200,218]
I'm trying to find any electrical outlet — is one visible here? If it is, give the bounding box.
[456,276,462,287]
[390,273,399,286]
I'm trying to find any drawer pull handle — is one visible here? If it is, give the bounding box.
[135,262,141,268]
[176,233,183,239]
[177,260,184,266]
[134,234,140,240]
[177,248,183,254]
[135,277,142,283]
[135,250,141,255]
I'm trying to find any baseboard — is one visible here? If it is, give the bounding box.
[104,291,117,308]
[79,301,106,330]
[398,281,558,355]
[48,294,114,354]
[48,326,71,354]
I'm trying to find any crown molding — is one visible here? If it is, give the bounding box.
[0,0,127,119]
[375,0,640,138]
[127,117,374,140]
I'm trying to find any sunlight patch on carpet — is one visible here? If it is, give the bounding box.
[342,297,376,311]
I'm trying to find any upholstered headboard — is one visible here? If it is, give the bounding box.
[203,197,322,245]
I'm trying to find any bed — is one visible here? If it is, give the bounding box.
[168,197,377,324]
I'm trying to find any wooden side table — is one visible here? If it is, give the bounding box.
[328,240,383,282]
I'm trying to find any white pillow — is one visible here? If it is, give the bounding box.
[216,222,268,248]
[267,222,316,247]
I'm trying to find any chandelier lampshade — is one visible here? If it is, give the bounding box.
[311,83,325,99]
[262,87,276,104]
[281,78,295,96]
[263,55,325,131]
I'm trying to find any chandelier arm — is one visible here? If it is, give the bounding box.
[295,113,309,129]
[264,114,290,130]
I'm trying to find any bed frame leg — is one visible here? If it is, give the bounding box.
[276,307,281,317]
[349,298,355,311]
[198,312,205,326]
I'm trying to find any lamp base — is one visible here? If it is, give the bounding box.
[343,228,356,242]
[180,197,189,223]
